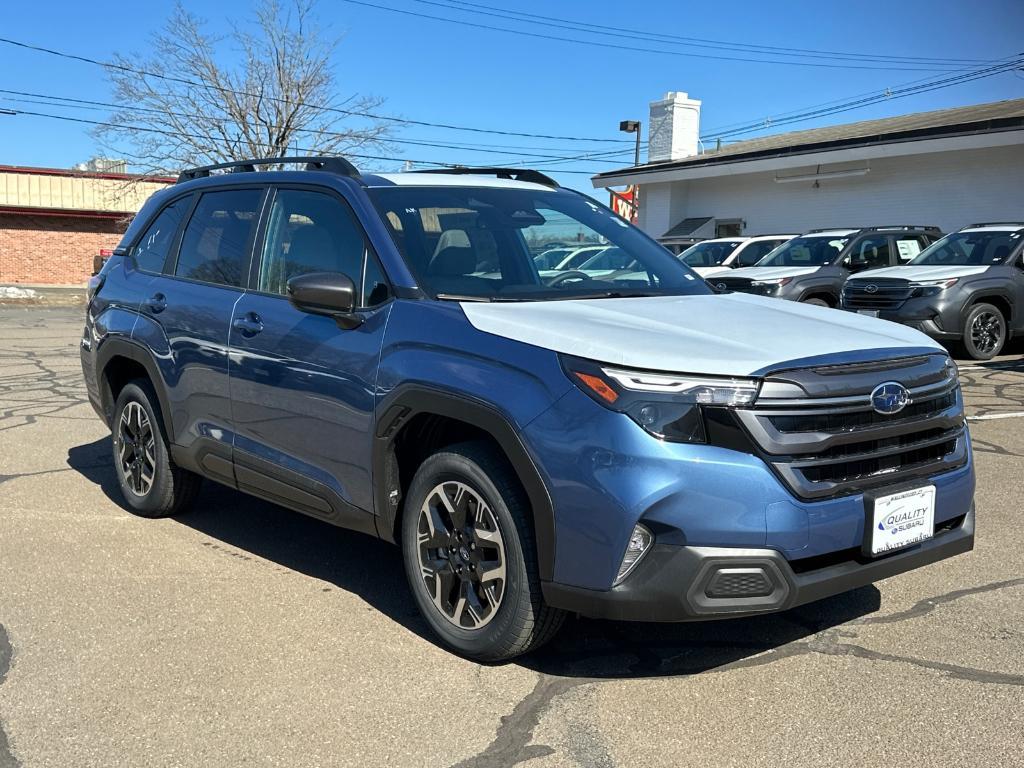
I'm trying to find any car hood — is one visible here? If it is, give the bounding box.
[848,265,991,281]
[460,293,942,377]
[719,266,821,280]
[692,266,732,278]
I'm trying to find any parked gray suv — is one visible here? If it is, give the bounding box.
[843,223,1024,359]
[713,226,942,306]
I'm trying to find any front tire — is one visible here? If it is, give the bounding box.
[401,442,564,661]
[112,380,201,518]
[962,303,1006,360]
[802,297,831,308]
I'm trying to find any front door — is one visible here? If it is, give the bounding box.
[227,186,391,532]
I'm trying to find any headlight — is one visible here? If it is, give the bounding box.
[911,278,958,297]
[944,356,960,385]
[562,357,760,443]
[750,277,793,288]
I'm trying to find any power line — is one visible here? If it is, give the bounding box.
[701,57,1024,142]
[0,36,633,144]
[0,107,605,174]
[0,88,634,161]
[337,0,987,72]
[419,0,994,67]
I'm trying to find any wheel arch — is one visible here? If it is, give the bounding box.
[373,385,556,581]
[962,291,1013,327]
[96,337,175,438]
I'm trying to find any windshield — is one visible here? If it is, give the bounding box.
[680,241,743,267]
[368,185,711,300]
[756,235,850,267]
[910,230,1021,266]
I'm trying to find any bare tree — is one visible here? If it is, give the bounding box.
[97,0,392,173]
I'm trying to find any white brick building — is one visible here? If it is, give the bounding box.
[593,95,1024,251]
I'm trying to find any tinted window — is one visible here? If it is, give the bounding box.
[259,189,366,295]
[736,239,785,267]
[362,252,390,307]
[681,241,742,267]
[175,189,263,287]
[132,197,190,273]
[911,230,1022,266]
[370,186,708,300]
[758,235,850,267]
[849,235,892,270]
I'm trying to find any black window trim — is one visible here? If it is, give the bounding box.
[123,191,196,276]
[245,182,393,310]
[155,184,270,291]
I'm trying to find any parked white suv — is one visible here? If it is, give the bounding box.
[680,235,796,278]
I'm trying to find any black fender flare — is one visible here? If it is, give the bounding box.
[372,384,556,581]
[94,336,176,438]
[796,286,839,305]
[959,288,1015,326]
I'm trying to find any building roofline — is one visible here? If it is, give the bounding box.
[594,98,1024,185]
[0,164,175,184]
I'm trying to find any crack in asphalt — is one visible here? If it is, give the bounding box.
[454,577,1024,766]
[0,624,19,768]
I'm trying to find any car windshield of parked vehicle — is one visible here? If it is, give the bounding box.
[679,241,743,267]
[754,235,850,267]
[909,230,1021,266]
[369,185,711,300]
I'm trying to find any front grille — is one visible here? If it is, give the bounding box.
[769,389,956,433]
[714,277,774,296]
[735,354,967,499]
[842,278,914,310]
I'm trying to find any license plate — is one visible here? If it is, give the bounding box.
[857,309,880,317]
[866,486,935,556]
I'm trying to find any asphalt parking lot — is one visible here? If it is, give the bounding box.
[0,306,1022,768]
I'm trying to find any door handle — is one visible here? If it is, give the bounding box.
[232,312,264,336]
[146,293,167,313]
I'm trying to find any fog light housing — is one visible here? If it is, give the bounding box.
[614,524,653,585]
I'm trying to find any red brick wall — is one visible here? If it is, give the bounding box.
[0,213,129,285]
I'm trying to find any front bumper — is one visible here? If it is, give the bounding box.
[543,504,974,621]
[843,295,963,340]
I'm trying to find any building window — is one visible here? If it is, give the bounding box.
[715,219,743,238]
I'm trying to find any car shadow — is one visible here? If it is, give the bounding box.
[68,436,880,677]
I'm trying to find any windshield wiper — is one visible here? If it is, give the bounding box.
[435,293,531,303]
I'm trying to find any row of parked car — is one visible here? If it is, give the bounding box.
[535,222,1024,360]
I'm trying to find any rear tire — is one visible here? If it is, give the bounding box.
[961,303,1006,360]
[401,441,564,661]
[111,380,201,518]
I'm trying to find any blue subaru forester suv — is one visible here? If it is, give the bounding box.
[81,157,975,660]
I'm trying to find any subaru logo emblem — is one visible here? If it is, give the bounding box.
[864,284,878,294]
[871,382,911,415]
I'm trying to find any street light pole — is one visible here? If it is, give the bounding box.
[619,120,641,166]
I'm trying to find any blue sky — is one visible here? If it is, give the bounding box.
[1,0,1022,193]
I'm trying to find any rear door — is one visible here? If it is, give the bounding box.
[133,186,266,484]
[227,185,391,531]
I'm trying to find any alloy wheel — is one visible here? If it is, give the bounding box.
[117,401,156,496]
[971,311,1003,356]
[416,481,507,630]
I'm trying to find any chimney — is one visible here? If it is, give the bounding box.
[647,92,702,163]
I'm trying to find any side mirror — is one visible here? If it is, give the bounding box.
[286,271,362,329]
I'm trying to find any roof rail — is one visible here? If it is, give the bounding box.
[805,227,858,234]
[860,225,941,232]
[964,221,1024,229]
[412,167,559,188]
[176,156,360,183]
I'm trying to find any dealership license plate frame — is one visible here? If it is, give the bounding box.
[862,485,936,557]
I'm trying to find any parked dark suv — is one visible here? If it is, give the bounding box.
[81,158,975,660]
[713,226,942,306]
[843,223,1024,359]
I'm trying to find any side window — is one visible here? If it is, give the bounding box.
[737,240,778,267]
[894,236,925,263]
[175,189,263,288]
[258,189,366,296]
[132,197,190,273]
[362,252,390,307]
[851,235,891,270]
